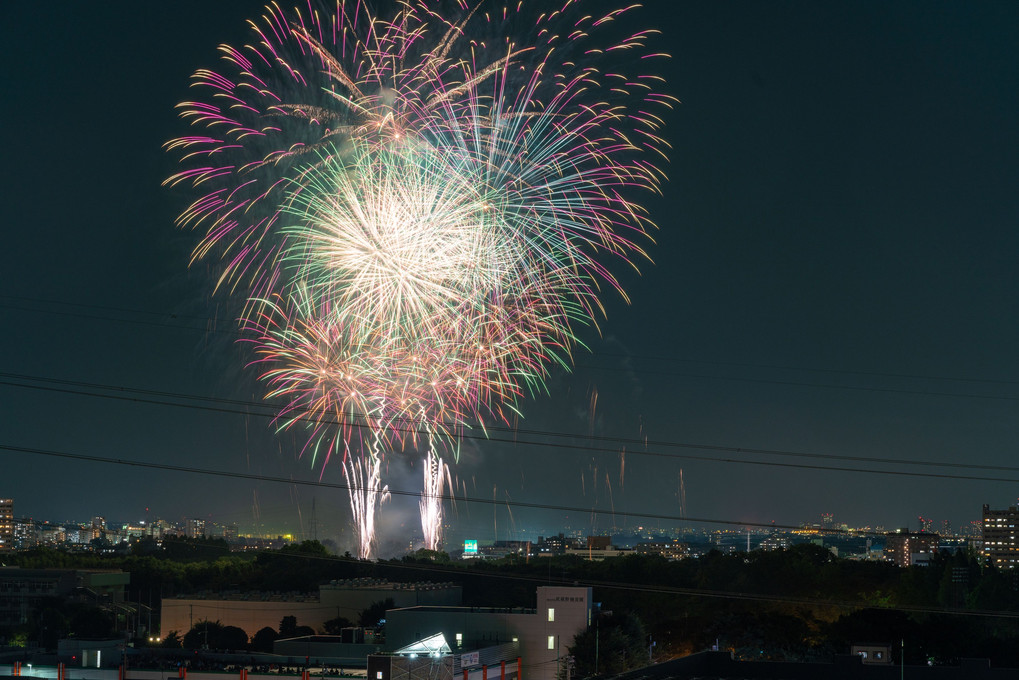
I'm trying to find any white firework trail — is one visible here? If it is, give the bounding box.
[344,435,390,559]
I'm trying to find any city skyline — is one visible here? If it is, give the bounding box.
[0,493,1006,548]
[3,1,1019,557]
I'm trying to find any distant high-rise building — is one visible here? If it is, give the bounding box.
[821,513,834,531]
[185,518,206,538]
[917,516,934,533]
[884,529,939,567]
[940,519,952,536]
[0,499,13,550]
[38,524,65,546]
[535,533,573,555]
[981,504,1019,568]
[759,533,791,551]
[635,541,690,559]
[148,519,172,539]
[14,517,37,549]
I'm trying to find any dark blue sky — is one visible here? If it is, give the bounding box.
[2,1,1018,553]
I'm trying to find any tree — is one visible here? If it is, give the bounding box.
[406,549,451,563]
[568,612,647,679]
[279,540,330,558]
[221,625,249,650]
[68,606,115,638]
[162,631,183,649]
[279,615,299,638]
[323,616,353,634]
[360,598,395,628]
[29,601,68,650]
[182,620,246,650]
[252,626,279,652]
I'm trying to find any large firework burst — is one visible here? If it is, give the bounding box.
[167,0,672,557]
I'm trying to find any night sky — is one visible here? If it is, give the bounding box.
[3,1,1018,554]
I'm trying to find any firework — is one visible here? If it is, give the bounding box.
[168,0,672,556]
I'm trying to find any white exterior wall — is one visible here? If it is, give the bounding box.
[524,587,591,680]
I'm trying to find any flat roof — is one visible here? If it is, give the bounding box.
[390,606,536,615]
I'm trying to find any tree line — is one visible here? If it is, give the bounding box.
[7,539,1019,669]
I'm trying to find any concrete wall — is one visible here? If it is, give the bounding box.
[318,585,461,622]
[272,639,383,665]
[161,584,462,640]
[160,599,336,640]
[528,587,591,680]
[0,668,359,680]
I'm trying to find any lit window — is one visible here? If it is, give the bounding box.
[548,607,555,622]
[548,636,555,650]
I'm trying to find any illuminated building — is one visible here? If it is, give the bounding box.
[758,533,791,551]
[90,516,106,541]
[384,586,590,680]
[535,534,574,556]
[635,541,690,559]
[147,519,172,538]
[0,499,12,550]
[981,504,1019,568]
[884,529,939,567]
[14,517,37,549]
[185,518,206,538]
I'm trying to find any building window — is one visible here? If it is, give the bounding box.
[548,635,555,650]
[548,607,555,622]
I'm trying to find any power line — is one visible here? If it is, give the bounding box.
[583,364,1019,403]
[3,372,1019,483]
[0,301,240,337]
[0,442,930,537]
[4,294,1019,401]
[8,294,1018,386]
[600,352,1019,388]
[3,452,988,623]
[0,294,222,325]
